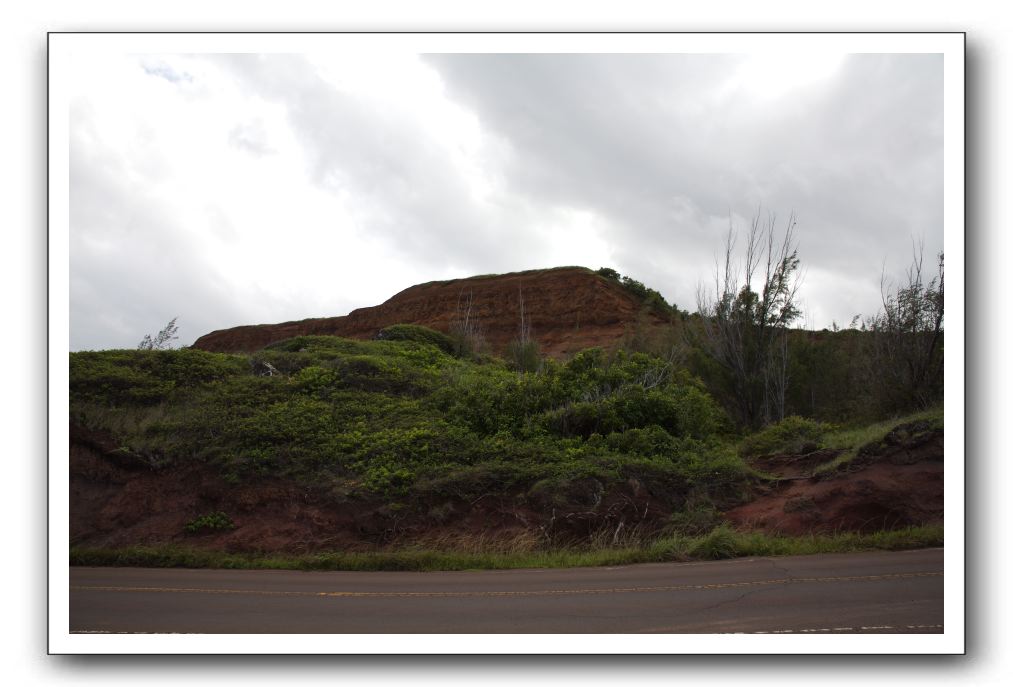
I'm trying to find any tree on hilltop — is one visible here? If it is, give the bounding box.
[138,317,180,350]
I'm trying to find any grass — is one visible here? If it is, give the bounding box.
[69,524,942,572]
[813,406,943,475]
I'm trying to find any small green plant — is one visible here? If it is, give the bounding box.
[184,511,235,534]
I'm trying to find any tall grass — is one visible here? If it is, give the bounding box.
[70,524,942,572]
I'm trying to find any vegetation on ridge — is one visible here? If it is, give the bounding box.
[71,233,946,566]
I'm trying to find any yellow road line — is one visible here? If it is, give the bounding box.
[71,571,942,599]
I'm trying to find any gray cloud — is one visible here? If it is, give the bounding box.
[211,54,622,276]
[212,55,503,268]
[69,51,944,350]
[424,53,943,320]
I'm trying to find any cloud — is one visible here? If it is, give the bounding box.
[68,50,943,350]
[424,53,943,319]
[228,119,276,157]
[139,57,192,84]
[70,93,257,350]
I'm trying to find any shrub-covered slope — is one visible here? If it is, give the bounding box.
[70,333,752,552]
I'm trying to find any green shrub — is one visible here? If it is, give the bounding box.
[603,425,678,457]
[620,277,674,316]
[263,335,361,354]
[593,269,673,315]
[688,525,741,559]
[184,511,235,534]
[377,324,455,355]
[506,339,542,373]
[70,349,248,406]
[362,466,415,497]
[739,415,836,457]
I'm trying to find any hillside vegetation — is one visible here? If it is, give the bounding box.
[71,232,948,570]
[71,330,758,547]
[70,314,945,567]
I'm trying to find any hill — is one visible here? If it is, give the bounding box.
[192,266,674,358]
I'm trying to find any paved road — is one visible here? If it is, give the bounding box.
[69,548,943,634]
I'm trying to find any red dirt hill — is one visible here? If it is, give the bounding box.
[192,267,670,358]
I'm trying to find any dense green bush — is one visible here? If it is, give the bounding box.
[377,324,455,355]
[70,349,247,405]
[593,268,674,316]
[739,415,836,457]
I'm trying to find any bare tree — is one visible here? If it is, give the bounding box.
[448,289,485,358]
[517,281,531,345]
[863,244,944,412]
[694,210,802,428]
[507,280,541,373]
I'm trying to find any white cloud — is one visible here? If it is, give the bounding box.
[68,51,944,350]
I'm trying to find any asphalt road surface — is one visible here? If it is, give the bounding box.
[69,548,943,634]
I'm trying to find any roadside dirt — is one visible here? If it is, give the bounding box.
[723,422,943,535]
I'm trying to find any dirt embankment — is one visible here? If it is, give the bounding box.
[191,267,670,359]
[70,420,944,552]
[71,424,679,553]
[723,421,943,535]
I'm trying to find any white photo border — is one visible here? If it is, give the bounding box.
[48,30,965,655]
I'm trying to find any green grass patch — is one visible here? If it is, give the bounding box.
[814,406,943,475]
[70,524,942,572]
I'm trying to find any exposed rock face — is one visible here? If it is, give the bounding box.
[192,267,670,358]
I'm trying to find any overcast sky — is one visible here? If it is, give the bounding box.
[68,51,943,351]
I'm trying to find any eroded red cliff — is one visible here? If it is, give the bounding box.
[192,267,670,359]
